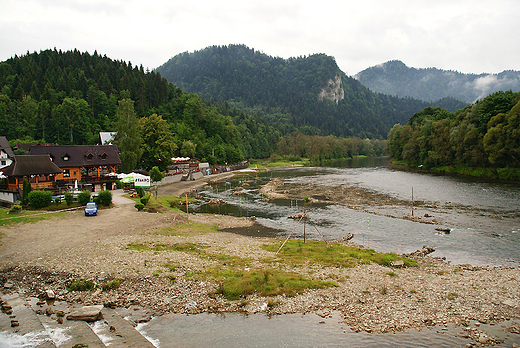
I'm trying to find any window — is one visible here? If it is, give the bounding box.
[1,160,5,166]
[86,153,94,160]
[100,153,108,160]
[63,169,70,177]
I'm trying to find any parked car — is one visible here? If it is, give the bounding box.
[84,202,98,216]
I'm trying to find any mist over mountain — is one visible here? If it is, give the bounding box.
[355,60,520,104]
[156,45,467,139]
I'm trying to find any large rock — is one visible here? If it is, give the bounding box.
[404,245,435,259]
[67,305,104,322]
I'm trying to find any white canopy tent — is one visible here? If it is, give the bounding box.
[117,172,150,187]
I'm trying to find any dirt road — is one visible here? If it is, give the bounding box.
[0,190,172,268]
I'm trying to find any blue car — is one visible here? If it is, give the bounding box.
[84,202,98,216]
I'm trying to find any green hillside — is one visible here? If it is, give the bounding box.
[156,45,467,139]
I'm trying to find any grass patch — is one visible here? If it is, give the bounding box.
[0,207,69,227]
[67,279,95,292]
[250,157,310,168]
[156,222,218,236]
[123,238,415,302]
[191,267,336,301]
[102,279,122,291]
[126,241,208,253]
[125,242,151,252]
[165,274,177,283]
[261,240,417,268]
[156,196,196,212]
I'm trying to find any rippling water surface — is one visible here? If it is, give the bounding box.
[192,158,520,267]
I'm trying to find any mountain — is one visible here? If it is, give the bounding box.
[355,60,520,104]
[156,45,467,139]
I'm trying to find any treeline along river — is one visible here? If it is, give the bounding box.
[192,157,520,267]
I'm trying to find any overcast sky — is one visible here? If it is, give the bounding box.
[1,0,519,76]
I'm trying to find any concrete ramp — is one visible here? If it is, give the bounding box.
[1,291,158,348]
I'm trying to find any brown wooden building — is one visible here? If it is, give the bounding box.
[3,155,62,191]
[28,144,121,191]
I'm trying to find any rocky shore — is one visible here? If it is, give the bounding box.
[1,176,519,346]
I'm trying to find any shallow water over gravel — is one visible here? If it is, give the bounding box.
[137,312,520,348]
[192,158,520,267]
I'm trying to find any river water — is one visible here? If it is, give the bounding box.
[193,157,520,267]
[138,158,520,347]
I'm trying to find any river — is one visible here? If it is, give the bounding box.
[138,158,520,347]
[191,157,520,267]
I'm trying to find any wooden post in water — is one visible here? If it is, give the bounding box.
[411,186,414,217]
[186,193,189,222]
[303,207,306,243]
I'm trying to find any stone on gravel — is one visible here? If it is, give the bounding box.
[67,304,104,321]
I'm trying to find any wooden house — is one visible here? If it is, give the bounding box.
[28,144,121,191]
[3,155,62,191]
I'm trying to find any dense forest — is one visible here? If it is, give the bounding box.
[356,60,520,104]
[156,44,467,139]
[387,91,520,180]
[276,133,386,162]
[0,49,280,169]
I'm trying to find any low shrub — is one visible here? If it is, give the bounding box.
[28,190,53,208]
[9,205,22,212]
[134,203,145,211]
[97,190,112,206]
[77,190,91,206]
[140,194,150,205]
[64,192,73,205]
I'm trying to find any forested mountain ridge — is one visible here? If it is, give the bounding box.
[356,60,520,104]
[156,44,467,139]
[387,90,520,180]
[0,49,280,168]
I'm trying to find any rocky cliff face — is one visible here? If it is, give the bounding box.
[318,74,345,104]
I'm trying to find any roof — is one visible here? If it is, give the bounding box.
[0,136,14,158]
[100,132,117,145]
[28,144,121,168]
[3,155,62,176]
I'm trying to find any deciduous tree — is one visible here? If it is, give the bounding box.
[114,98,143,172]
